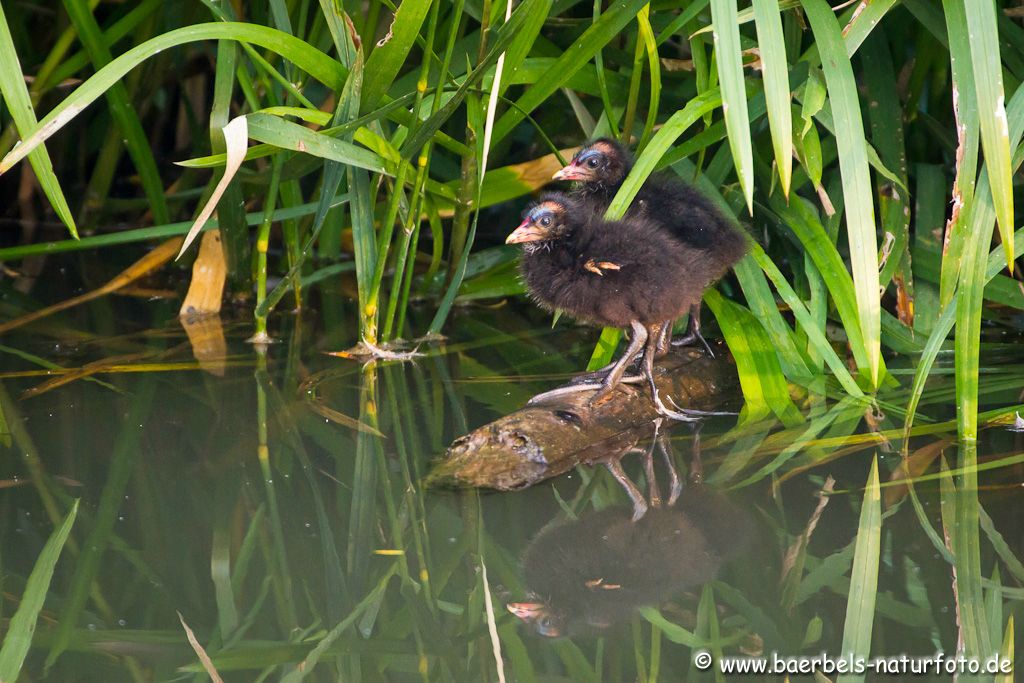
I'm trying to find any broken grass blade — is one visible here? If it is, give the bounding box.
[178,612,225,683]
[177,116,248,259]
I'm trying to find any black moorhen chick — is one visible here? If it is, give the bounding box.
[553,138,748,355]
[506,193,722,417]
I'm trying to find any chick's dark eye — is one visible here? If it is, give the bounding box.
[586,157,600,169]
[540,216,551,226]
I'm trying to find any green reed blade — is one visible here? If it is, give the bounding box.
[32,0,159,96]
[963,0,1014,271]
[955,81,1024,441]
[606,89,721,219]
[62,0,170,225]
[840,0,898,56]
[733,257,810,381]
[937,0,978,312]
[636,6,661,149]
[490,0,651,146]
[655,0,707,45]
[0,500,78,682]
[710,0,754,212]
[399,0,536,158]
[211,35,250,291]
[0,2,77,237]
[360,0,431,112]
[752,0,792,196]
[836,456,880,683]
[704,288,802,425]
[997,616,1014,683]
[0,22,348,173]
[802,0,880,388]
[246,113,386,173]
[747,243,863,396]
[979,507,1024,586]
[940,448,992,661]
[767,193,873,378]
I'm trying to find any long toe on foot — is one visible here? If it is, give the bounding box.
[651,393,703,422]
[672,332,716,358]
[528,383,604,405]
[568,369,644,387]
[662,394,738,418]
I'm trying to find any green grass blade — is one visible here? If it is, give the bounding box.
[360,0,431,111]
[752,0,792,196]
[955,185,993,442]
[280,564,398,682]
[768,193,873,379]
[398,0,534,158]
[710,0,754,212]
[0,197,347,262]
[902,85,1024,436]
[938,0,980,310]
[0,1,77,237]
[802,0,880,388]
[62,0,170,225]
[963,0,1014,270]
[490,0,651,145]
[606,89,721,218]
[586,327,622,371]
[841,0,898,56]
[704,288,802,426]
[734,255,811,381]
[636,4,661,149]
[0,23,347,172]
[997,616,1014,683]
[747,243,863,396]
[836,456,880,683]
[0,500,79,682]
[245,113,387,173]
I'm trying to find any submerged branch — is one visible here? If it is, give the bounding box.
[427,347,738,490]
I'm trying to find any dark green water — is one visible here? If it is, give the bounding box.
[2,267,1024,681]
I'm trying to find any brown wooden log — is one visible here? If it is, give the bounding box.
[427,347,738,490]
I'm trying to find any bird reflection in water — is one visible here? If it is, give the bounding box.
[507,419,751,637]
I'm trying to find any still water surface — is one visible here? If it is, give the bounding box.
[2,274,1024,681]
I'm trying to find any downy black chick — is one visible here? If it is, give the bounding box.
[553,138,748,355]
[507,193,721,414]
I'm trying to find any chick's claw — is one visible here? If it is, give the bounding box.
[583,258,622,276]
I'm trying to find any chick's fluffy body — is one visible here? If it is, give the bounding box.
[519,207,717,329]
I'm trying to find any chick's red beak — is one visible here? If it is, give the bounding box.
[552,163,590,182]
[506,602,547,620]
[506,218,549,244]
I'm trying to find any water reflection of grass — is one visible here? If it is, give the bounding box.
[0,313,1020,679]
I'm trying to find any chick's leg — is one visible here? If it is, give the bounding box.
[588,321,647,406]
[671,302,716,357]
[656,323,672,357]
